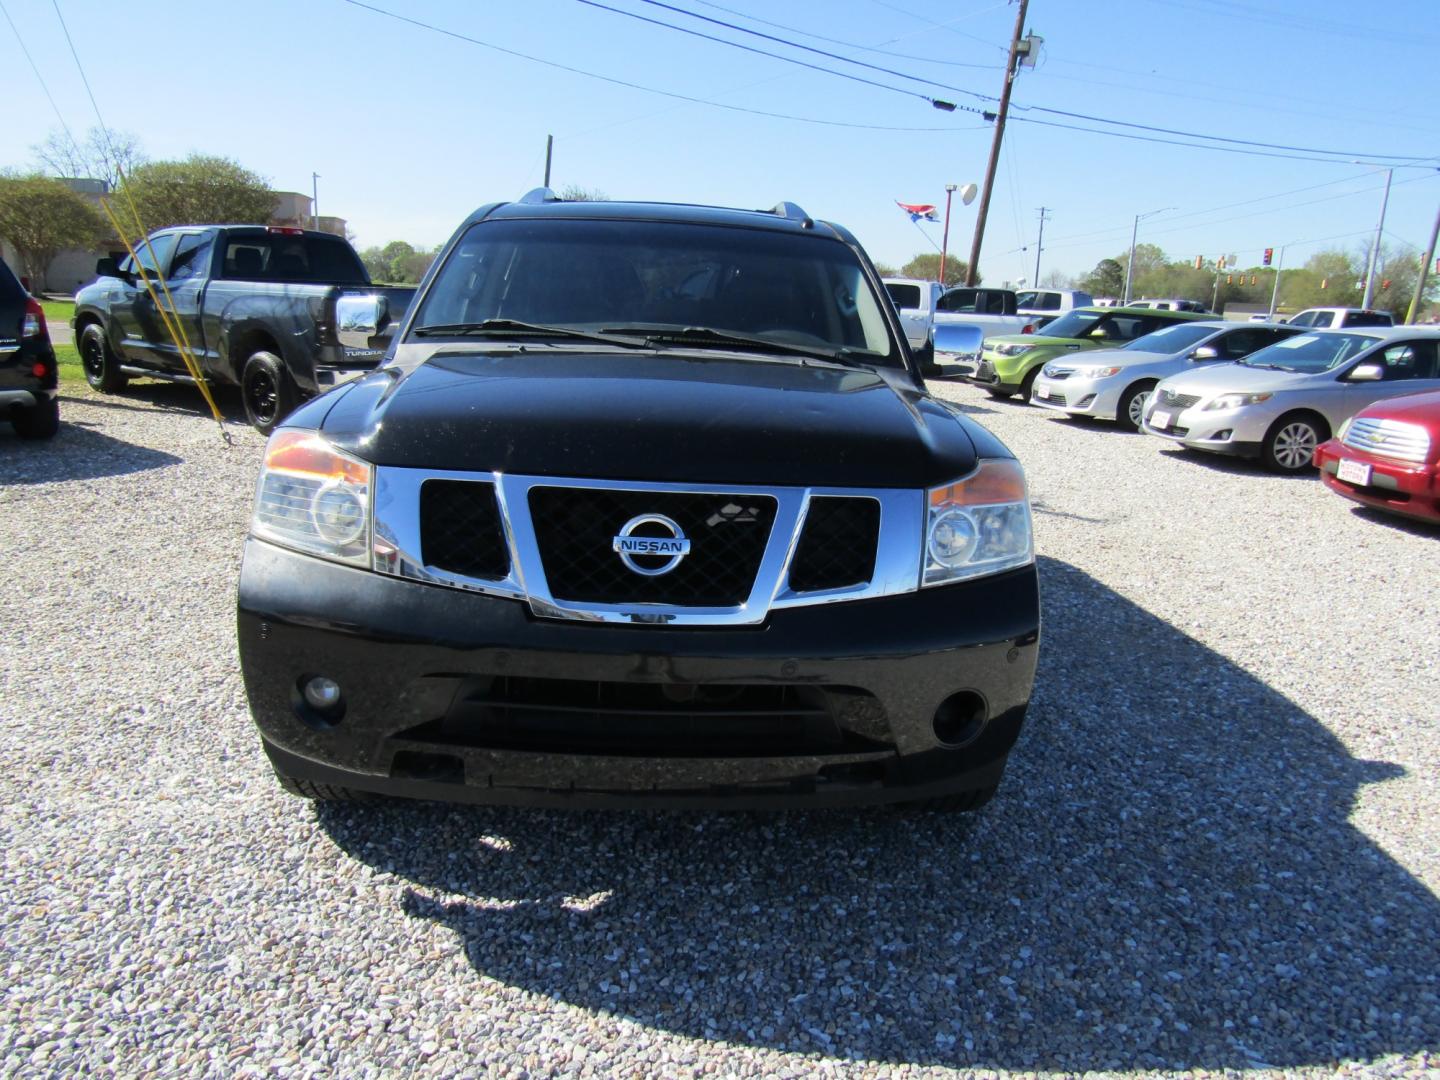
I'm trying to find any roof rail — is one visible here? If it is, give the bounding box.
[518,187,560,205]
[769,201,814,229]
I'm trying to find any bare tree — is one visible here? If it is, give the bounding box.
[32,126,146,190]
[557,184,609,202]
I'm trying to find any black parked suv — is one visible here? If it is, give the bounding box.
[237,192,1041,811]
[0,260,59,440]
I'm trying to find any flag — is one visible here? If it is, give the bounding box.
[896,201,939,223]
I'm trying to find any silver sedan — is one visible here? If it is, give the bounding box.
[1031,321,1297,431]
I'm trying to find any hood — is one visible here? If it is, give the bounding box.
[316,347,980,488]
[1157,361,1324,396]
[1356,388,1440,425]
[1045,345,1161,370]
[987,335,1089,349]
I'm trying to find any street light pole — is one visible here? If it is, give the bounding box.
[1267,245,1287,320]
[1361,167,1394,310]
[1407,200,1440,324]
[1123,207,1173,304]
[939,183,958,286]
[1033,206,1051,286]
[311,172,320,231]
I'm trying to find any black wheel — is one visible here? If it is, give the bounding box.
[11,396,59,440]
[1116,381,1157,432]
[79,323,128,393]
[1018,367,1041,404]
[1261,412,1327,473]
[985,387,1014,400]
[274,773,380,803]
[909,782,999,814]
[242,350,298,434]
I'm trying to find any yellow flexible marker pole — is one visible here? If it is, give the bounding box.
[95,197,228,432]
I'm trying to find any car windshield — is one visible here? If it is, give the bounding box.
[1122,323,1217,353]
[1037,310,1104,338]
[414,218,900,364]
[1239,332,1382,372]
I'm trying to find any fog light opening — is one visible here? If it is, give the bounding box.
[293,674,345,728]
[932,690,988,748]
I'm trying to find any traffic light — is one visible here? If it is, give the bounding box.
[1321,278,1328,289]
[1194,255,1203,269]
[1226,274,1233,284]
[1251,275,1257,286]
[1263,247,1273,266]
[1218,255,1227,270]
[1382,278,1391,290]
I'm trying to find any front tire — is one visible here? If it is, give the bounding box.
[241,350,298,434]
[12,397,59,439]
[985,387,1014,400]
[1018,367,1041,404]
[910,782,998,814]
[274,773,380,803]
[1117,381,1157,432]
[1262,412,1327,473]
[79,323,128,393]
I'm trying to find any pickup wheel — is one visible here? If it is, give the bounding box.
[1117,380,1158,432]
[274,773,380,803]
[79,323,128,393]
[242,350,297,434]
[12,397,59,440]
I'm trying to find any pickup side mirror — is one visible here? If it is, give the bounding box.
[926,323,986,378]
[95,257,122,279]
[336,294,389,349]
[1347,362,1384,382]
[1190,345,1220,361]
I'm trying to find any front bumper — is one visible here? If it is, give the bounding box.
[238,539,1041,808]
[1030,374,1119,418]
[1315,439,1440,523]
[1140,397,1270,458]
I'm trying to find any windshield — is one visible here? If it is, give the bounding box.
[1037,310,1104,338]
[1239,332,1381,372]
[413,218,899,364]
[1122,323,1217,353]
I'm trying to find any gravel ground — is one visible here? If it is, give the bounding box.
[1,379,1437,1078]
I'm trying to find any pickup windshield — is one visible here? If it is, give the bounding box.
[413,218,900,365]
[218,234,368,285]
[1238,332,1382,373]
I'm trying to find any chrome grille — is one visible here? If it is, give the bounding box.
[1343,417,1431,463]
[1158,389,1201,409]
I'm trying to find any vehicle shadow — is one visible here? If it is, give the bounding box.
[1347,504,1440,538]
[0,418,182,483]
[1155,445,1315,481]
[61,382,249,423]
[316,556,1435,1072]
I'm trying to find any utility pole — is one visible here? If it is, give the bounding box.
[1361,167,1393,310]
[1407,201,1440,324]
[964,0,1029,287]
[1123,206,1174,303]
[311,172,320,231]
[543,135,554,189]
[1033,206,1051,286]
[1267,245,1287,320]
[939,184,958,285]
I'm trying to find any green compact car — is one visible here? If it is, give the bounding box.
[967,306,1211,402]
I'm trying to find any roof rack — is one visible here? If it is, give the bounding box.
[518,187,561,205]
[769,202,814,229]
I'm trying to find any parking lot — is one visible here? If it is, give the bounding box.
[2,381,1437,1076]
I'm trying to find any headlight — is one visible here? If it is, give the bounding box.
[251,430,372,566]
[1203,391,1273,411]
[924,460,1033,587]
[1073,365,1121,378]
[993,342,1034,357]
[1336,417,1352,440]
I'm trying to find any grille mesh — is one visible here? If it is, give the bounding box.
[788,497,880,592]
[529,487,776,606]
[1158,389,1201,409]
[420,480,509,580]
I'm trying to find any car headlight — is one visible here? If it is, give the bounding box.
[924,460,1033,587]
[1336,417,1352,440]
[1073,365,1121,378]
[993,342,1034,357]
[1203,391,1273,411]
[251,430,372,566]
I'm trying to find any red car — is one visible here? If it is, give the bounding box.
[1315,389,1440,524]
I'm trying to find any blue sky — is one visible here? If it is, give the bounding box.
[4,0,1437,285]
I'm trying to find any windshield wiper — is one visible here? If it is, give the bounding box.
[1237,357,1285,370]
[601,325,873,367]
[413,320,648,348]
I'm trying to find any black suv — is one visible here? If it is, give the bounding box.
[237,192,1041,811]
[0,260,59,439]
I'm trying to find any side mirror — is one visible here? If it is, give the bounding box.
[1190,346,1219,361]
[336,294,388,349]
[95,257,122,279]
[1347,362,1384,382]
[927,323,986,379]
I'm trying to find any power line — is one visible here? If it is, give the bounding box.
[862,0,1010,53]
[338,0,983,129]
[0,0,79,152]
[570,0,977,110]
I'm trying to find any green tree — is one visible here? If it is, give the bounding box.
[1078,258,1125,298]
[124,155,276,231]
[899,252,974,286]
[359,240,438,284]
[872,261,898,277]
[0,173,106,290]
